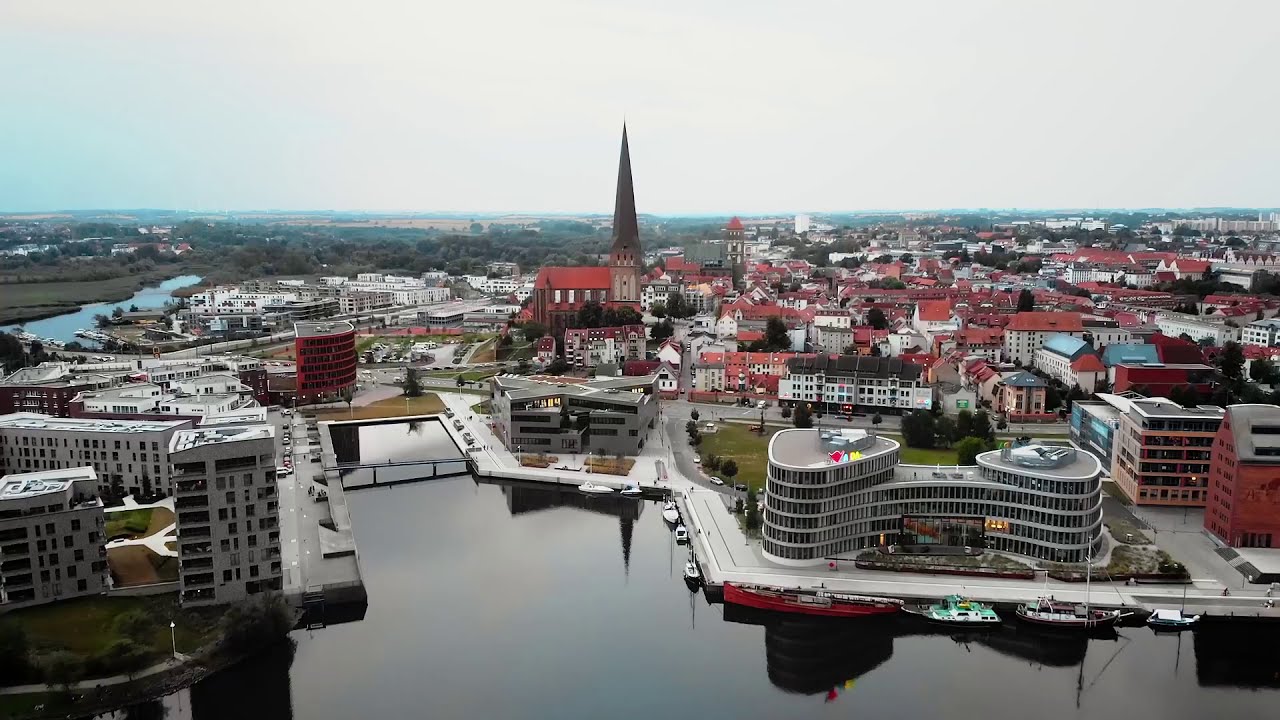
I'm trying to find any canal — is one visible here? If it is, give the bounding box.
[104,422,1280,719]
[1,274,202,345]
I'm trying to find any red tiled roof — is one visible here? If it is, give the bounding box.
[917,300,953,322]
[1006,312,1083,332]
[736,330,764,342]
[534,266,611,290]
[726,216,744,230]
[623,360,660,375]
[1071,355,1106,372]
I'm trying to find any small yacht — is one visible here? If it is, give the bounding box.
[620,482,643,498]
[1148,608,1200,631]
[577,482,614,494]
[662,500,680,524]
[684,560,702,587]
[675,524,689,544]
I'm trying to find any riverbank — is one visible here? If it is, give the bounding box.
[0,266,207,326]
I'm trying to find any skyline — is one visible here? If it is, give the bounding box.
[2,1,1278,213]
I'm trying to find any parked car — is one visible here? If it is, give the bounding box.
[444,408,455,418]
[276,466,292,476]
[452,419,464,430]
[693,456,701,465]
[709,477,725,486]
[733,483,748,492]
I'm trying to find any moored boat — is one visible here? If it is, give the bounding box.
[1015,597,1121,630]
[915,595,1001,626]
[684,560,702,588]
[662,500,680,524]
[577,481,614,494]
[675,524,689,544]
[1147,608,1199,631]
[723,582,902,619]
[620,482,643,497]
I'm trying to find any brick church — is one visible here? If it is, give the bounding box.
[531,126,643,338]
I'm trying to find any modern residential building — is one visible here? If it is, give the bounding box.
[1111,399,1224,507]
[170,424,281,606]
[0,467,108,609]
[294,321,357,405]
[1154,314,1240,346]
[640,280,683,313]
[762,430,1103,566]
[563,325,646,368]
[1205,404,1280,549]
[489,373,659,457]
[1242,319,1280,348]
[0,363,127,417]
[74,378,255,419]
[1070,393,1131,474]
[0,413,195,499]
[778,355,932,414]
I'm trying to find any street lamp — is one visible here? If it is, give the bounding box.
[169,620,177,658]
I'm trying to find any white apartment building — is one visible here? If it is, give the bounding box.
[1155,314,1241,346]
[1242,319,1280,348]
[171,424,281,607]
[641,280,683,313]
[778,355,932,413]
[0,467,108,609]
[0,413,194,498]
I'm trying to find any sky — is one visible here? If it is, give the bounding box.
[1,0,1277,214]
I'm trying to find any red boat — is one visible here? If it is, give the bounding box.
[723,582,902,618]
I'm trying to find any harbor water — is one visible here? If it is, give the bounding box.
[1,274,202,345]
[99,422,1280,719]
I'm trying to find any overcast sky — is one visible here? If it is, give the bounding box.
[1,1,1276,214]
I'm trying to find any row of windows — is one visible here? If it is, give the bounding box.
[1,436,164,451]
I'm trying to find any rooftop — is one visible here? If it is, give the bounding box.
[978,444,1101,480]
[1,467,97,502]
[170,424,275,453]
[492,373,656,406]
[295,320,355,338]
[768,428,899,469]
[0,412,188,434]
[1127,399,1225,420]
[1224,404,1280,463]
[199,408,270,427]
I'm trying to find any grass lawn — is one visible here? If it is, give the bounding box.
[9,594,220,660]
[471,338,497,363]
[426,369,498,383]
[497,341,533,362]
[697,424,776,492]
[104,509,153,539]
[878,434,960,465]
[309,393,445,421]
[107,545,179,586]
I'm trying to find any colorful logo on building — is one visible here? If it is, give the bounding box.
[828,450,863,464]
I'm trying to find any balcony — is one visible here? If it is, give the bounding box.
[176,480,208,495]
[183,572,215,587]
[177,511,210,525]
[175,496,209,510]
[180,542,213,558]
[181,557,214,570]
[179,526,211,539]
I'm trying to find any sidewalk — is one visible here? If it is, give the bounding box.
[0,654,192,696]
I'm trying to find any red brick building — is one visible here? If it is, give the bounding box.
[1205,404,1280,549]
[1112,363,1217,396]
[294,321,357,405]
[531,126,643,340]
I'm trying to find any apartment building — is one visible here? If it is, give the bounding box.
[0,467,108,609]
[74,381,252,418]
[170,424,281,606]
[778,355,932,414]
[1155,314,1240,346]
[563,325,646,368]
[0,413,194,499]
[1004,312,1085,365]
[1033,334,1106,393]
[1111,399,1224,507]
[490,374,659,457]
[641,280,682,313]
[1205,404,1280,549]
[0,363,127,417]
[1242,319,1280,348]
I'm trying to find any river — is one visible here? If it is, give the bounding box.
[95,421,1280,720]
[1,275,202,345]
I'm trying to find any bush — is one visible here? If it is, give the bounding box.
[42,650,84,689]
[706,455,722,471]
[97,638,152,677]
[113,608,155,645]
[219,594,293,655]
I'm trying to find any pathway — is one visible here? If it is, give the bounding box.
[0,654,192,696]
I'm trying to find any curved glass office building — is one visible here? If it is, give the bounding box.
[763,429,1104,566]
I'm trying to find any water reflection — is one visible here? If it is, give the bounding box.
[190,640,295,720]
[499,481,644,575]
[1194,625,1280,687]
[330,419,467,487]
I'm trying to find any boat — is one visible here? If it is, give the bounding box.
[675,524,689,544]
[1015,597,1122,630]
[577,482,614,494]
[620,482,643,498]
[684,559,702,588]
[662,500,680,524]
[723,582,902,619]
[1147,608,1199,631]
[914,595,1001,626]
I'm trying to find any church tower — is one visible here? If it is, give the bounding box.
[725,216,745,270]
[609,125,642,304]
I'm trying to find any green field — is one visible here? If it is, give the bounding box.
[104,509,154,539]
[879,435,961,465]
[0,266,204,325]
[696,424,777,492]
[9,594,219,660]
[426,369,499,383]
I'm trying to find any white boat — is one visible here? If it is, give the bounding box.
[577,481,614,494]
[620,482,643,497]
[684,560,701,585]
[662,500,680,524]
[675,524,689,544]
[1148,608,1200,631]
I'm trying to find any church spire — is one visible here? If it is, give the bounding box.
[611,124,640,254]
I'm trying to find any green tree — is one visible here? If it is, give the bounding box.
[42,651,83,690]
[520,322,547,342]
[955,410,974,440]
[650,319,675,341]
[955,437,988,465]
[666,292,690,319]
[997,416,1009,431]
[763,317,791,351]
[218,594,293,655]
[871,413,882,431]
[780,404,793,419]
[793,403,813,429]
[745,489,761,530]
[404,367,424,397]
[651,301,667,318]
[972,409,995,442]
[721,459,739,481]
[1017,289,1035,312]
[1219,341,1246,383]
[1250,358,1276,384]
[685,420,697,436]
[690,409,700,423]
[98,638,151,677]
[935,414,957,447]
[867,308,888,330]
[574,300,605,328]
[113,609,155,645]
[901,410,937,449]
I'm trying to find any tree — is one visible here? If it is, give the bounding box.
[218,594,293,654]
[706,454,722,471]
[745,489,761,530]
[1178,332,1195,343]
[955,437,988,465]
[498,334,513,349]
[651,301,667,318]
[520,322,547,342]
[997,416,1009,431]
[1250,358,1276,385]
[603,306,643,327]
[867,308,888,330]
[1219,341,1246,383]
[972,409,995,441]
[0,623,29,678]
[793,403,813,429]
[666,292,690,319]
[721,459,739,481]
[871,413,882,431]
[1044,385,1063,412]
[955,410,973,440]
[763,317,791,351]
[1017,289,1035,312]
[650,319,675,341]
[42,651,82,690]
[780,404,793,419]
[685,420,697,435]
[99,638,151,677]
[404,367,424,397]
[1064,386,1085,412]
[574,300,605,328]
[935,415,957,447]
[901,410,937,449]
[113,609,154,645]
[690,409,700,422]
